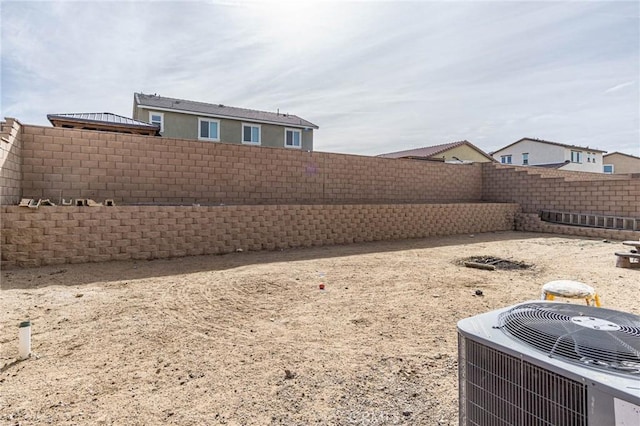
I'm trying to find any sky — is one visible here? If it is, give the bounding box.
[1,0,639,156]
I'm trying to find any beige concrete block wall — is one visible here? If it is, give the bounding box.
[482,163,640,217]
[516,213,640,241]
[1,203,519,268]
[0,119,23,205]
[19,125,483,205]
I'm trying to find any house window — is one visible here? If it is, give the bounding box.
[522,153,529,165]
[198,118,220,141]
[242,123,261,145]
[149,112,164,132]
[284,128,302,148]
[603,164,614,174]
[570,151,582,163]
[500,155,512,164]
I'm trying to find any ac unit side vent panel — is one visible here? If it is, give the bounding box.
[461,337,587,426]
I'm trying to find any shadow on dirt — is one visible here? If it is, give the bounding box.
[1,231,594,289]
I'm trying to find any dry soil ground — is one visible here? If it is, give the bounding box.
[1,231,638,425]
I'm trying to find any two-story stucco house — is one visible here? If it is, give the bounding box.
[133,93,318,151]
[603,152,640,174]
[491,138,607,173]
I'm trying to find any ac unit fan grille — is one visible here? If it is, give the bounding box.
[497,303,640,376]
[460,337,587,426]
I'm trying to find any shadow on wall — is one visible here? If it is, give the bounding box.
[0,119,23,206]
[0,231,553,290]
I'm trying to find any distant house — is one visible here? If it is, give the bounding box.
[377,140,494,163]
[47,112,160,136]
[603,152,640,174]
[132,93,318,150]
[491,138,606,173]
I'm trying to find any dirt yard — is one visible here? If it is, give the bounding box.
[1,231,638,425]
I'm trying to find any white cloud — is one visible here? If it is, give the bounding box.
[1,0,638,156]
[604,81,636,94]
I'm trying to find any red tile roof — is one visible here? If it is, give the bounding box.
[377,140,493,161]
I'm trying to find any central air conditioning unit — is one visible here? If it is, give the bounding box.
[458,301,640,426]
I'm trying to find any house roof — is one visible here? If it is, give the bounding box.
[134,93,319,129]
[377,140,494,161]
[603,151,640,160]
[492,137,607,155]
[47,112,160,130]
